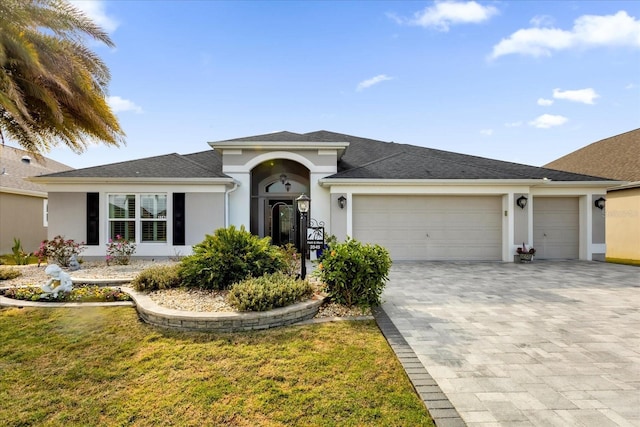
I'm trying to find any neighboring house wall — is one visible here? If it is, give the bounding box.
[606,184,640,264]
[0,192,47,254]
[0,145,72,255]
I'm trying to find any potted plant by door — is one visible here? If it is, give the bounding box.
[516,243,536,263]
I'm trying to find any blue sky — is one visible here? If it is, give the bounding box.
[40,1,640,169]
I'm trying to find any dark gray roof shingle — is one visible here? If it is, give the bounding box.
[43,152,228,179]
[37,130,617,182]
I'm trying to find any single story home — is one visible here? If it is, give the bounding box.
[31,130,620,262]
[0,145,72,254]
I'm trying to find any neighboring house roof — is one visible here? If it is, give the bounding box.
[0,145,72,195]
[35,130,615,182]
[544,128,640,182]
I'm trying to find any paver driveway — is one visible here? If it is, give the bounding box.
[381,261,639,426]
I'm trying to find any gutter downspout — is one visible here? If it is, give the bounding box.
[225,180,240,227]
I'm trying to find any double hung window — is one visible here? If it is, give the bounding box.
[108,194,167,242]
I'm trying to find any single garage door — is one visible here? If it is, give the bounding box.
[352,195,502,261]
[533,197,579,259]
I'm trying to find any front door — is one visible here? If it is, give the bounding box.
[267,200,295,246]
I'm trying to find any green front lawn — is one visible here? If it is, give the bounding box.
[0,307,433,426]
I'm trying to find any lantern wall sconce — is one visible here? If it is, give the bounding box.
[594,197,606,210]
[338,195,347,209]
[516,195,528,209]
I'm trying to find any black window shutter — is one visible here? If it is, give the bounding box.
[86,193,99,245]
[173,193,185,246]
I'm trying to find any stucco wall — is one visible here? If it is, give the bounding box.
[330,193,348,242]
[592,194,606,244]
[513,193,529,245]
[606,187,640,264]
[185,192,225,245]
[48,192,86,243]
[0,192,47,254]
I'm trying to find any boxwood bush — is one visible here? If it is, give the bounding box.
[179,226,285,290]
[0,267,22,281]
[316,238,391,308]
[131,264,182,292]
[226,272,313,312]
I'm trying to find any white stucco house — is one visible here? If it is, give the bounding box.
[31,130,619,262]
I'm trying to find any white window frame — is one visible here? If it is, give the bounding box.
[43,199,48,227]
[107,193,168,244]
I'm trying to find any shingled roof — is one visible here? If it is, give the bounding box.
[303,130,607,181]
[41,151,228,179]
[0,145,72,193]
[36,130,616,182]
[544,128,640,182]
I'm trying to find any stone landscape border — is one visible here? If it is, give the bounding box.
[1,282,325,333]
[123,286,325,332]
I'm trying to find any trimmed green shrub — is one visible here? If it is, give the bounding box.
[179,225,285,290]
[316,238,392,308]
[131,264,182,292]
[0,267,22,281]
[226,272,313,312]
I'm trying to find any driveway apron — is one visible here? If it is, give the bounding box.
[379,261,640,426]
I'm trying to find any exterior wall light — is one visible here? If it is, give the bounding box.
[516,195,528,209]
[338,195,347,209]
[594,197,606,210]
[296,194,310,279]
[285,181,291,192]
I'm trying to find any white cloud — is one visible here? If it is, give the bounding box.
[490,11,640,59]
[107,96,143,113]
[529,114,568,128]
[625,83,638,89]
[356,74,393,91]
[480,129,493,136]
[400,1,499,31]
[504,121,523,127]
[537,98,554,106]
[553,88,599,104]
[530,15,555,28]
[69,0,119,33]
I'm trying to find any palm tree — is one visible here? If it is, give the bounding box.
[0,0,124,155]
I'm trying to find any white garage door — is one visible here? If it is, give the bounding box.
[533,197,579,259]
[352,195,502,261]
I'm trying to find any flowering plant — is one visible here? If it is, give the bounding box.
[516,243,536,255]
[106,235,136,265]
[34,235,85,267]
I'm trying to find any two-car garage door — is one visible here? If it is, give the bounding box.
[352,195,502,261]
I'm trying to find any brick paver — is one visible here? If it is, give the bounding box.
[380,261,640,426]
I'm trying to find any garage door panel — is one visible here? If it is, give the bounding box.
[353,195,502,261]
[533,197,578,259]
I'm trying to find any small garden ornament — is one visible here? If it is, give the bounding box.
[41,264,73,298]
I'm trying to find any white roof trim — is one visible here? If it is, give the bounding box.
[318,178,621,187]
[0,186,47,198]
[27,177,235,185]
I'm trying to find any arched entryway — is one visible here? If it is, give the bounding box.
[250,159,309,248]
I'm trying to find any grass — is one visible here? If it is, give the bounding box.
[0,307,434,426]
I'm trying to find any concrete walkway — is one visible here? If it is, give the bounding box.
[380,261,640,427]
